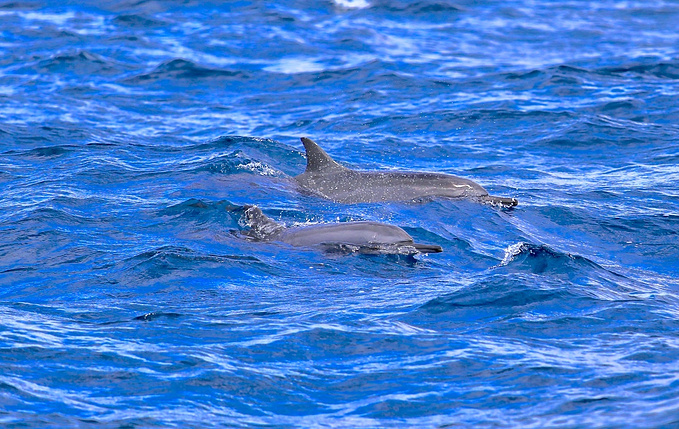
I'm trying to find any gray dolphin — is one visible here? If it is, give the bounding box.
[294,137,518,207]
[242,205,442,254]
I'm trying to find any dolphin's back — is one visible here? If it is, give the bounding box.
[294,137,517,206]
[280,221,413,247]
[296,169,488,204]
[242,206,442,254]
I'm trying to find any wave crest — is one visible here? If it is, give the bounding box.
[124,59,249,85]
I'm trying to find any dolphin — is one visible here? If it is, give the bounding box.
[241,205,443,254]
[294,137,518,207]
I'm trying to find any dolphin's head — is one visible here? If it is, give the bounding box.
[242,205,285,240]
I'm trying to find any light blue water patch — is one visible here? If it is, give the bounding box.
[1,1,679,427]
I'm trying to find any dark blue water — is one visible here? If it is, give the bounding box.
[1,1,679,427]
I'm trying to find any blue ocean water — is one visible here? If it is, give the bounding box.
[1,0,679,427]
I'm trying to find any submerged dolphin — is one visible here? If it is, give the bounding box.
[294,137,518,207]
[242,205,442,254]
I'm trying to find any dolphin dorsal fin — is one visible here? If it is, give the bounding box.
[301,137,346,173]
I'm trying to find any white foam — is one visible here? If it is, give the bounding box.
[236,161,280,177]
[333,0,371,9]
[500,242,527,266]
[263,57,326,74]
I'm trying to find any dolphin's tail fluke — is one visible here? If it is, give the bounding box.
[412,243,443,253]
[480,195,518,208]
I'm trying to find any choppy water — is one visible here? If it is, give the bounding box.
[1,1,679,427]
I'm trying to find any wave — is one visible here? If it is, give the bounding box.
[4,145,77,159]
[181,136,296,177]
[407,268,665,336]
[0,171,12,185]
[8,206,94,227]
[601,214,679,241]
[600,215,679,271]
[0,2,40,10]
[368,0,464,15]
[37,50,123,75]
[528,115,657,149]
[0,125,93,149]
[500,61,679,85]
[124,246,259,266]
[344,107,572,137]
[400,274,606,335]
[262,59,393,89]
[497,242,602,274]
[259,60,462,95]
[502,64,590,81]
[420,279,575,313]
[495,242,640,288]
[188,136,304,176]
[157,198,242,231]
[123,59,250,85]
[599,61,679,80]
[159,198,239,216]
[112,14,166,28]
[116,245,267,287]
[67,147,290,184]
[188,148,290,178]
[495,61,677,123]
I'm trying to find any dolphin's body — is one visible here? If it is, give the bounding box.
[242,205,442,254]
[294,137,517,207]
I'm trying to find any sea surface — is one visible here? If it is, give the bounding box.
[1,1,679,427]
